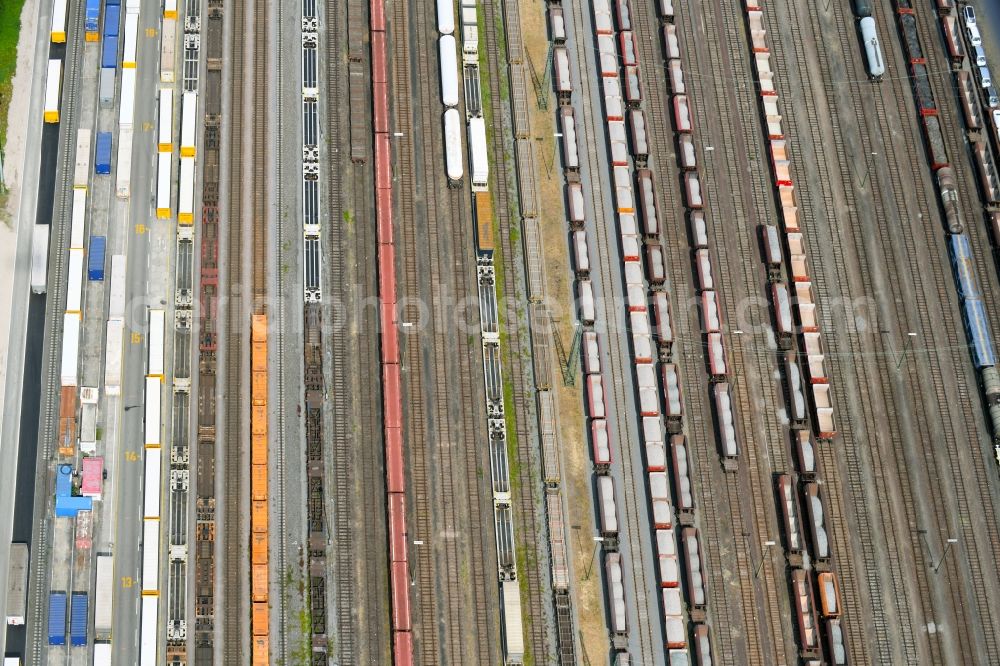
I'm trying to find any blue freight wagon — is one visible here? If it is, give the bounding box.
[95,133,112,175]
[48,591,67,645]
[101,35,119,70]
[84,0,100,37]
[88,236,107,281]
[103,5,121,38]
[70,592,88,646]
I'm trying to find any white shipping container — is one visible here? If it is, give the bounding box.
[51,0,68,42]
[105,319,124,395]
[469,116,489,190]
[437,0,455,34]
[126,0,141,13]
[70,189,86,248]
[141,520,160,593]
[123,13,139,68]
[30,225,49,294]
[158,88,173,152]
[117,127,134,199]
[61,313,81,386]
[443,108,464,182]
[439,35,459,107]
[164,0,178,18]
[180,91,197,156]
[93,643,112,666]
[108,255,127,318]
[178,156,195,224]
[143,447,162,519]
[139,596,158,666]
[94,555,114,638]
[73,129,92,189]
[501,580,525,662]
[148,309,165,377]
[44,59,61,123]
[160,17,176,82]
[65,248,84,313]
[145,377,162,446]
[156,151,172,219]
[119,68,136,128]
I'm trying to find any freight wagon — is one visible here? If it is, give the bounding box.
[859,17,885,80]
[437,0,455,35]
[443,108,464,185]
[439,35,459,107]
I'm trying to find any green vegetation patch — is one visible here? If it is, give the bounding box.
[0,0,25,147]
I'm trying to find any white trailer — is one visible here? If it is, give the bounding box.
[65,248,84,313]
[160,17,176,82]
[51,0,68,42]
[30,225,49,294]
[61,312,81,386]
[141,520,160,594]
[105,319,124,395]
[117,127,133,199]
[148,309,165,377]
[5,543,27,625]
[109,255,127,318]
[119,68,136,129]
[123,12,139,68]
[73,129,91,189]
[139,596,158,666]
[143,448,162,519]
[145,377,161,446]
[44,59,61,122]
[158,88,173,152]
[70,189,86,249]
[180,91,197,157]
[439,35,459,108]
[469,116,489,191]
[156,151,172,219]
[178,156,195,224]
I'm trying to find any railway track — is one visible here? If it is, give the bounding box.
[26,0,84,660]
[565,1,660,659]
[479,0,551,659]
[390,0,494,660]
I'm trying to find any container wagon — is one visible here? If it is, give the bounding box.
[5,543,27,625]
[44,59,62,122]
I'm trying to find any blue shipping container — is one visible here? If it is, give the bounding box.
[48,592,67,645]
[101,35,119,70]
[106,0,121,5]
[70,593,88,646]
[103,6,121,38]
[95,133,113,175]
[84,0,100,34]
[88,237,107,281]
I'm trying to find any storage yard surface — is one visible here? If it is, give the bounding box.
[6,0,1000,665]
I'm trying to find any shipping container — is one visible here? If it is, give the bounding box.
[148,309,165,376]
[103,4,120,38]
[501,580,524,662]
[94,642,112,665]
[120,68,136,128]
[178,156,195,224]
[95,132,113,174]
[105,319,124,395]
[469,116,489,190]
[158,88,173,152]
[65,248,83,313]
[123,12,139,68]
[70,189,86,249]
[81,457,104,499]
[88,235,106,280]
[144,447,162,519]
[48,591,67,645]
[61,313,81,386]
[5,543,27,625]
[156,152,172,219]
[164,0,178,18]
[44,59,62,122]
[30,225,49,294]
[94,555,114,639]
[443,108,464,184]
[99,67,115,107]
[439,35,459,107]
[101,35,119,69]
